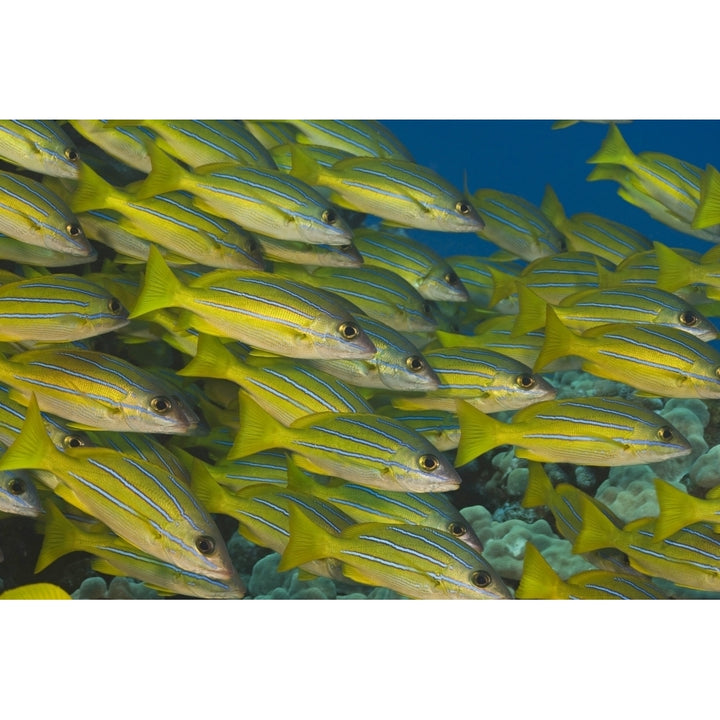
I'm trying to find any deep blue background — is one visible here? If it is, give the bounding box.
[380,120,720,259]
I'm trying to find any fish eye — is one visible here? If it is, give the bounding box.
[338,321,360,340]
[657,426,675,442]
[444,270,460,286]
[406,355,425,373]
[422,302,432,315]
[107,297,123,315]
[455,200,472,215]
[516,373,536,389]
[715,367,720,379]
[195,535,216,555]
[66,223,82,238]
[679,310,700,327]
[150,396,173,414]
[63,434,86,449]
[471,570,492,588]
[8,477,26,495]
[448,522,467,537]
[322,208,338,225]
[64,147,79,163]
[418,454,440,472]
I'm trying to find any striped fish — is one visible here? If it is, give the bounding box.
[391,346,556,413]
[0,455,41,518]
[455,396,692,467]
[516,542,667,599]
[512,284,718,340]
[653,479,720,541]
[270,142,355,174]
[0,120,80,179]
[535,309,720,398]
[447,255,523,310]
[0,347,200,434]
[287,120,414,161]
[69,120,155,172]
[290,147,484,233]
[309,313,439,391]
[255,233,363,268]
[118,120,276,169]
[242,120,298,150]
[133,145,354,246]
[350,226,469,302]
[0,231,97,267]
[274,263,438,332]
[490,251,616,307]
[435,315,547,369]
[471,188,565,260]
[277,504,511,599]
[587,158,720,243]
[541,185,653,263]
[35,500,246,599]
[0,396,235,581]
[0,274,128,343]
[378,406,461,452]
[284,456,483,552]
[70,164,264,270]
[693,163,720,230]
[189,457,353,582]
[587,123,707,225]
[129,246,376,360]
[573,495,720,593]
[229,393,462,493]
[177,334,372,425]
[0,170,92,256]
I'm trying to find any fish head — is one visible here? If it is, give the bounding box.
[0,469,42,517]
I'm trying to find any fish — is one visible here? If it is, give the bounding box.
[129,246,377,360]
[540,184,652,263]
[436,316,546,369]
[377,406,461,452]
[0,169,93,256]
[516,542,667,599]
[0,273,129,343]
[133,145,354,246]
[290,146,484,233]
[69,120,155,172]
[254,233,363,268]
[0,347,200,434]
[0,457,42,517]
[35,500,246,599]
[0,120,80,179]
[70,163,264,269]
[455,396,692,467]
[177,333,373,425]
[390,346,557,414]
[573,496,720,593]
[115,120,276,169]
[0,231,97,267]
[277,503,512,599]
[512,284,718,340]
[693,163,720,230]
[273,263,438,332]
[471,188,565,260]
[0,395,236,580]
[653,479,720,541]
[350,226,470,302]
[270,142,355,174]
[287,120,415,161]
[535,308,720,398]
[229,392,462,493]
[284,455,484,552]
[0,583,72,600]
[309,313,440,391]
[447,255,523,310]
[189,456,353,582]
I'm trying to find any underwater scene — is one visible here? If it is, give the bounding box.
[0,118,719,601]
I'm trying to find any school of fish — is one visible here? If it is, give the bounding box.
[1,119,719,600]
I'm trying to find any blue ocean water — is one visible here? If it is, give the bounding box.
[381,120,720,258]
